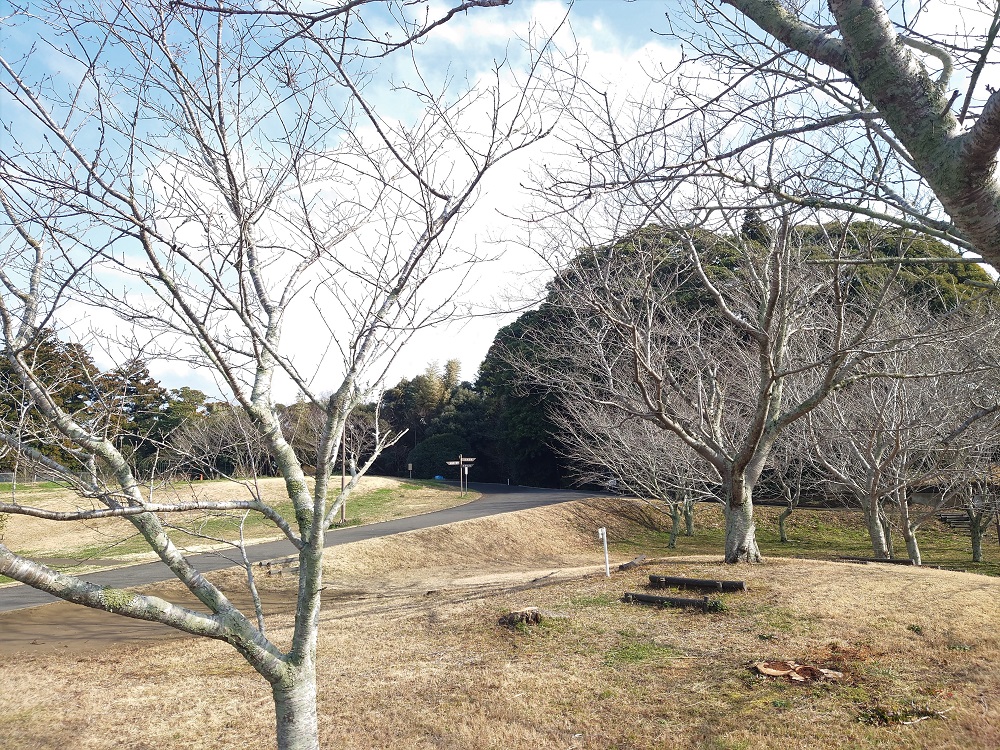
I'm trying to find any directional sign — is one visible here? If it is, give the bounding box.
[446,461,460,466]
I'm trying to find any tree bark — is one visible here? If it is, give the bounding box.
[724,483,762,563]
[724,0,1000,267]
[272,665,320,750]
[861,499,890,559]
[878,508,895,559]
[778,503,792,543]
[968,508,984,563]
[668,502,681,549]
[897,497,922,565]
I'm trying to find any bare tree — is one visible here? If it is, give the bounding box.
[511,208,940,563]
[809,331,997,563]
[550,401,714,547]
[957,476,1000,563]
[170,402,275,479]
[0,2,563,748]
[660,0,1000,267]
[766,425,819,544]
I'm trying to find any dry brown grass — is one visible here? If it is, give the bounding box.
[1,499,998,750]
[2,476,469,568]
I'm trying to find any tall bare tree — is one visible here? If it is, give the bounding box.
[810,327,1000,562]
[550,400,713,547]
[510,210,942,562]
[0,2,562,748]
[666,0,1000,266]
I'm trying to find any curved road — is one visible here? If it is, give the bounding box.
[0,483,600,614]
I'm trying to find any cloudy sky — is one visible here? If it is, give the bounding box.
[368,0,682,393]
[4,0,984,403]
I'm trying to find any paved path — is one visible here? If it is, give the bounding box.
[0,483,599,613]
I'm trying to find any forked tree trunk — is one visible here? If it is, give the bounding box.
[897,496,921,566]
[668,502,681,549]
[879,509,894,559]
[967,508,985,563]
[861,498,890,559]
[273,664,320,750]
[778,502,792,543]
[724,483,761,563]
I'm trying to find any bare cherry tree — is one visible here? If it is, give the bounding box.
[660,0,1000,266]
[0,2,563,748]
[550,400,714,547]
[809,329,997,563]
[511,204,942,562]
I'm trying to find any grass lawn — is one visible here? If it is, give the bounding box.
[1,476,473,582]
[1,498,998,750]
[607,501,1000,577]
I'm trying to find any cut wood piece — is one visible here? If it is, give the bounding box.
[648,575,747,593]
[622,591,720,613]
[837,556,917,566]
[497,607,569,629]
[754,661,844,682]
[618,555,647,571]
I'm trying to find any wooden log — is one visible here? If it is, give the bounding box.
[618,554,647,571]
[837,555,917,566]
[648,575,747,593]
[623,592,721,613]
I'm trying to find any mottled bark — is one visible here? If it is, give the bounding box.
[970,515,984,563]
[777,503,792,543]
[862,499,891,559]
[897,497,922,565]
[880,511,895,559]
[724,0,1000,266]
[668,502,681,549]
[966,507,989,563]
[272,666,320,750]
[724,483,762,563]
[684,497,695,536]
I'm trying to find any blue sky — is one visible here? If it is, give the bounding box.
[378,0,685,392]
[7,0,973,401]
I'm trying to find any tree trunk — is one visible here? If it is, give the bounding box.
[724,484,761,563]
[272,665,320,750]
[862,499,890,559]
[778,502,792,543]
[684,496,695,536]
[897,497,921,566]
[968,509,984,563]
[879,507,894,559]
[668,502,681,549]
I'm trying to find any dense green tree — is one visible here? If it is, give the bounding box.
[373,360,465,476]
[0,330,99,473]
[407,433,471,480]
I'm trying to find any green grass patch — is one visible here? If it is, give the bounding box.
[0,481,64,494]
[605,640,681,666]
[569,593,619,607]
[13,478,463,567]
[612,503,1000,576]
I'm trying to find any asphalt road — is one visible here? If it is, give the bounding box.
[0,482,600,614]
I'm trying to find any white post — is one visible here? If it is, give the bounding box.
[598,527,610,577]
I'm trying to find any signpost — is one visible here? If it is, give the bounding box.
[445,454,476,496]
